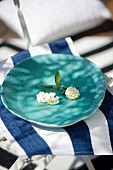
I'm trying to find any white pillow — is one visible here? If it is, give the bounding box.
[0,0,111,45]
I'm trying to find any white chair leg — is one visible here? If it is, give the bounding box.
[82,156,96,170]
[9,157,26,170]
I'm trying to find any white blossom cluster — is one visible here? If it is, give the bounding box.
[36,87,80,105]
[36,92,59,105]
[65,86,80,99]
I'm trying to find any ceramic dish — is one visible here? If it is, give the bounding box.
[1,54,106,127]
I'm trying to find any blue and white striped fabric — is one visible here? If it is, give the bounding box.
[0,38,113,160]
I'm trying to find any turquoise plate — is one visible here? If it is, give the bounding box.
[1,54,106,127]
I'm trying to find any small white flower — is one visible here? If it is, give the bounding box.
[36,92,44,97]
[65,86,80,99]
[36,91,59,105]
[49,92,56,97]
[36,91,46,103]
[47,96,59,105]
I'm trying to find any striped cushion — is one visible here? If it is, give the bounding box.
[0,38,113,159]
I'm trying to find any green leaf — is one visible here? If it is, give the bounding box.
[39,84,53,88]
[55,70,60,85]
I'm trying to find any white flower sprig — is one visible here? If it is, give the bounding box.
[36,70,80,105]
[36,92,59,105]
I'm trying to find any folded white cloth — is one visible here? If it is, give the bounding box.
[0,0,111,45]
[0,38,113,158]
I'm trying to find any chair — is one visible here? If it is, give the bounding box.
[0,1,113,170]
[0,38,97,170]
